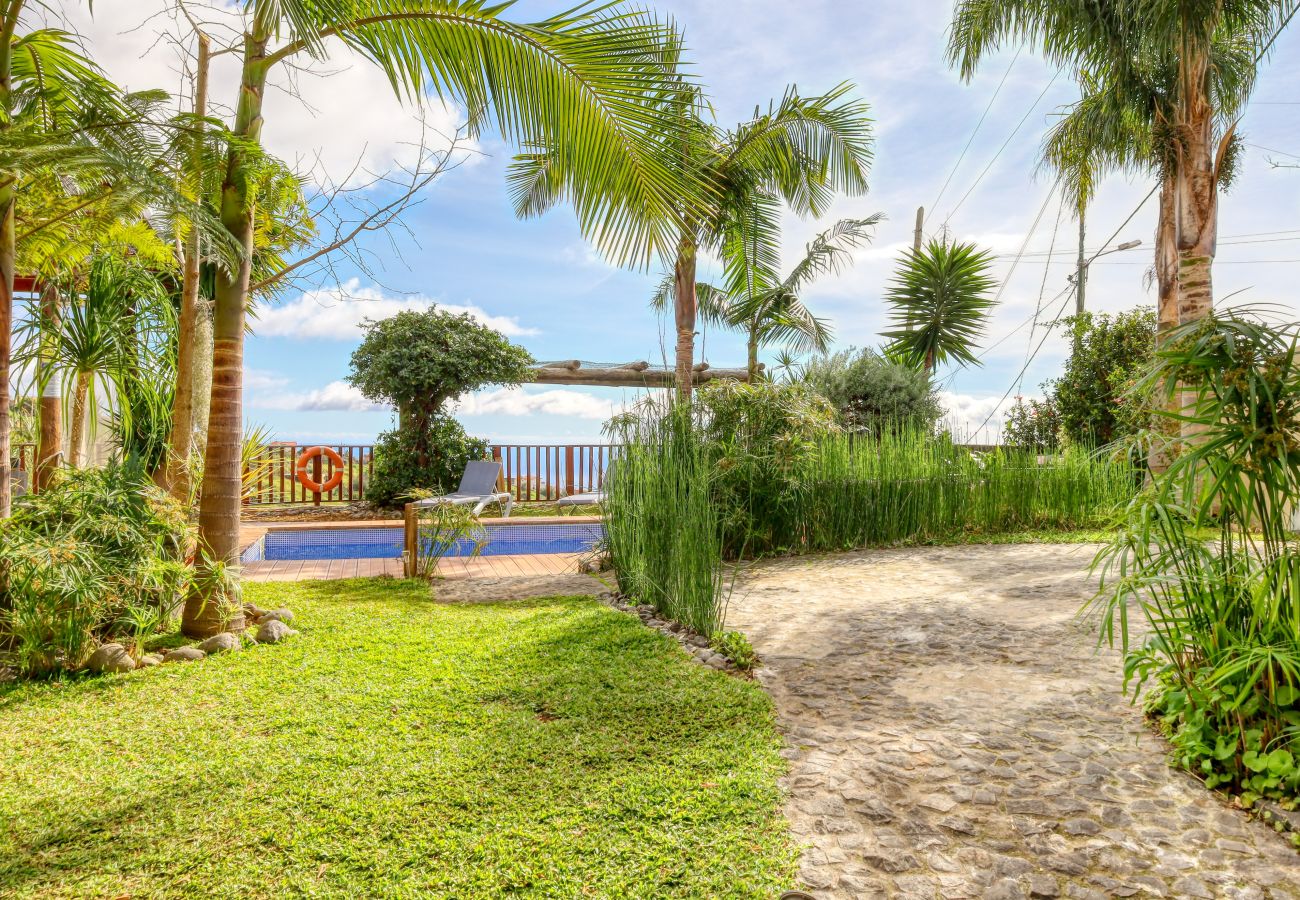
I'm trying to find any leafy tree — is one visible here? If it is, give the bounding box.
[801,347,942,434]
[348,309,533,507]
[521,81,874,396]
[883,239,997,374]
[671,217,880,377]
[1048,308,1157,449]
[1003,396,1061,452]
[185,0,705,637]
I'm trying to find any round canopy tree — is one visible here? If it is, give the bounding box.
[348,310,533,506]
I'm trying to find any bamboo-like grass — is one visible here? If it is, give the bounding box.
[605,398,1135,637]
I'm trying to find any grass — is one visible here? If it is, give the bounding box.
[0,580,796,899]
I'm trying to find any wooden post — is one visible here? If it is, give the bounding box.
[564,445,575,497]
[403,501,417,577]
[312,451,322,506]
[913,206,924,253]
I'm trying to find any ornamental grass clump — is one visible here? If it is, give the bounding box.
[604,399,727,637]
[1090,311,1300,806]
[0,459,192,676]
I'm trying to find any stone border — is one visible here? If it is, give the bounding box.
[598,589,746,674]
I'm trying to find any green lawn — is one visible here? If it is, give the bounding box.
[0,580,796,899]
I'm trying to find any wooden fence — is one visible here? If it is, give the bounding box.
[10,440,621,506]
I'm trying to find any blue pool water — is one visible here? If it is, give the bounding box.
[244,523,604,562]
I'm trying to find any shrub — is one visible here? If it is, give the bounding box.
[801,347,942,433]
[711,631,757,672]
[348,309,532,507]
[367,418,489,508]
[1090,311,1300,807]
[1049,308,1156,448]
[695,380,839,556]
[0,460,192,676]
[1003,395,1061,451]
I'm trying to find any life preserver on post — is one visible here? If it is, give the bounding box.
[295,446,345,494]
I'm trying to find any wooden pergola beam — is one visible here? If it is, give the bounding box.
[532,361,758,388]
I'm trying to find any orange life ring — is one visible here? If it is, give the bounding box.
[295,446,345,495]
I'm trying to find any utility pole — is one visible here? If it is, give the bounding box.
[1075,208,1087,315]
[913,206,924,253]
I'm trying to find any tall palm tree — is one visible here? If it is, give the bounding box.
[183,0,706,636]
[948,0,1294,331]
[657,216,881,377]
[514,80,875,396]
[882,239,998,375]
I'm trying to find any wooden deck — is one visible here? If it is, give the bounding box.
[242,553,585,583]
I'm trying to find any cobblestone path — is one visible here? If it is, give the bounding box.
[726,544,1300,899]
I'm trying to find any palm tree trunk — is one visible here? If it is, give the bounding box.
[672,236,697,399]
[746,331,759,379]
[0,195,13,518]
[35,280,61,490]
[68,371,89,468]
[164,32,211,501]
[1148,176,1179,475]
[185,25,270,638]
[1174,118,1217,326]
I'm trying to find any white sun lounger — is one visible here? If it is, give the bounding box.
[413,460,513,517]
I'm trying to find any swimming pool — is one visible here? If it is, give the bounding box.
[242,522,605,563]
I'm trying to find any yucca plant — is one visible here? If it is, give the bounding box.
[883,239,997,375]
[1090,310,1300,805]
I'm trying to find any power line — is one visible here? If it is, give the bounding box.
[925,49,1022,227]
[943,68,1063,226]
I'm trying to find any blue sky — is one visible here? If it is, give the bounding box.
[57,2,1300,444]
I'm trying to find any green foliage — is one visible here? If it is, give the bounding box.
[410,499,488,577]
[1050,309,1156,448]
[604,401,728,637]
[801,347,943,433]
[110,371,174,475]
[1003,395,1061,452]
[883,239,998,373]
[711,631,757,672]
[606,386,1134,633]
[348,310,534,419]
[0,460,192,676]
[0,581,798,896]
[1090,311,1300,806]
[694,380,839,556]
[367,419,490,509]
[349,309,529,507]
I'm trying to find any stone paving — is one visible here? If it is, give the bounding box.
[725,544,1300,899]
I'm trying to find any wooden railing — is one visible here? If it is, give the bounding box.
[245,442,620,506]
[246,444,376,506]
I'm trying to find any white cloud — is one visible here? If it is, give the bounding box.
[254,279,537,341]
[255,380,620,422]
[244,369,290,392]
[453,388,622,421]
[50,1,474,185]
[938,391,1025,444]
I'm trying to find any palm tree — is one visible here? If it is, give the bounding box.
[15,255,174,467]
[947,0,1294,331]
[514,80,875,396]
[882,239,997,375]
[657,217,880,377]
[183,0,707,636]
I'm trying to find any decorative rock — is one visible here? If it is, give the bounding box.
[257,607,294,625]
[164,647,206,663]
[243,602,266,621]
[1029,874,1061,898]
[198,632,241,654]
[138,653,164,668]
[255,618,297,644]
[85,643,136,674]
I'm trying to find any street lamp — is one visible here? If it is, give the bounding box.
[1074,238,1143,314]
